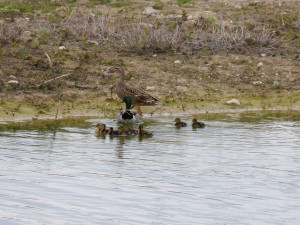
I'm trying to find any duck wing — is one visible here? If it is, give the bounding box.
[123,84,159,106]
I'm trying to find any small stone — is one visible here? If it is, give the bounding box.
[174,60,181,64]
[9,75,17,80]
[8,80,19,85]
[261,53,266,57]
[226,98,241,106]
[252,81,263,86]
[143,7,158,15]
[146,86,156,91]
[257,62,263,67]
[152,54,157,57]
[59,46,66,50]
[87,40,99,45]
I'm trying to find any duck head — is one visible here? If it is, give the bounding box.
[95,123,103,132]
[109,66,125,82]
[174,118,181,123]
[192,118,198,124]
[123,96,132,110]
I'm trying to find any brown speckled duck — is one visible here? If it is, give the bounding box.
[110,66,159,115]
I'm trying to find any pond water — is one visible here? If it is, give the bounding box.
[0,111,300,225]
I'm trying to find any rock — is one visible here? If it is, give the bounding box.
[143,7,158,15]
[20,31,33,42]
[261,53,266,57]
[252,81,263,86]
[59,46,66,50]
[9,75,17,80]
[87,40,99,45]
[226,99,241,106]
[7,80,19,87]
[146,86,156,91]
[257,62,263,67]
[174,60,181,64]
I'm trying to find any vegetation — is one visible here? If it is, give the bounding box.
[0,0,299,121]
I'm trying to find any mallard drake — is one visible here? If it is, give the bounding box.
[174,118,187,127]
[192,118,205,128]
[138,124,153,137]
[117,96,141,122]
[95,123,109,134]
[110,67,159,115]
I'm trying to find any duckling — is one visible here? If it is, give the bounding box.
[174,118,187,127]
[108,127,120,136]
[118,126,129,135]
[138,124,153,137]
[123,126,138,135]
[95,123,109,134]
[192,118,205,128]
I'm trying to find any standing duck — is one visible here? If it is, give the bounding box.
[174,118,187,127]
[192,118,205,128]
[110,66,159,115]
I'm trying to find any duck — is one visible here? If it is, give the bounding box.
[174,118,187,127]
[137,124,153,137]
[192,118,205,128]
[95,123,109,134]
[117,96,141,122]
[108,127,120,136]
[124,126,138,135]
[110,66,159,115]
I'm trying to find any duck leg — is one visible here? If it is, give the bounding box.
[137,105,143,115]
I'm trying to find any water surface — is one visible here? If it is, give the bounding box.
[0,112,300,225]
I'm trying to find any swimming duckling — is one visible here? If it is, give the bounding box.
[123,127,138,135]
[108,127,120,136]
[118,126,129,135]
[95,123,109,134]
[192,118,205,128]
[138,124,153,137]
[174,118,187,127]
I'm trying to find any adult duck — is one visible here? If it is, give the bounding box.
[174,118,187,127]
[117,96,141,122]
[192,118,205,128]
[110,66,159,115]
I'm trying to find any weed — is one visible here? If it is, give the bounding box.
[177,0,192,5]
[153,1,164,10]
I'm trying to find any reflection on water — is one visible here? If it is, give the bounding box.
[0,112,300,225]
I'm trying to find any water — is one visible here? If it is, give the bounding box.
[0,112,300,225]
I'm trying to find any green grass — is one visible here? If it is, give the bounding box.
[111,0,133,8]
[177,0,192,5]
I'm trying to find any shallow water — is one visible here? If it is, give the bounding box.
[0,112,300,225]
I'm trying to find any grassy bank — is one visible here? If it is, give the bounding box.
[0,0,299,121]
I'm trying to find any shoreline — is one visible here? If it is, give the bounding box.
[1,105,300,124]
